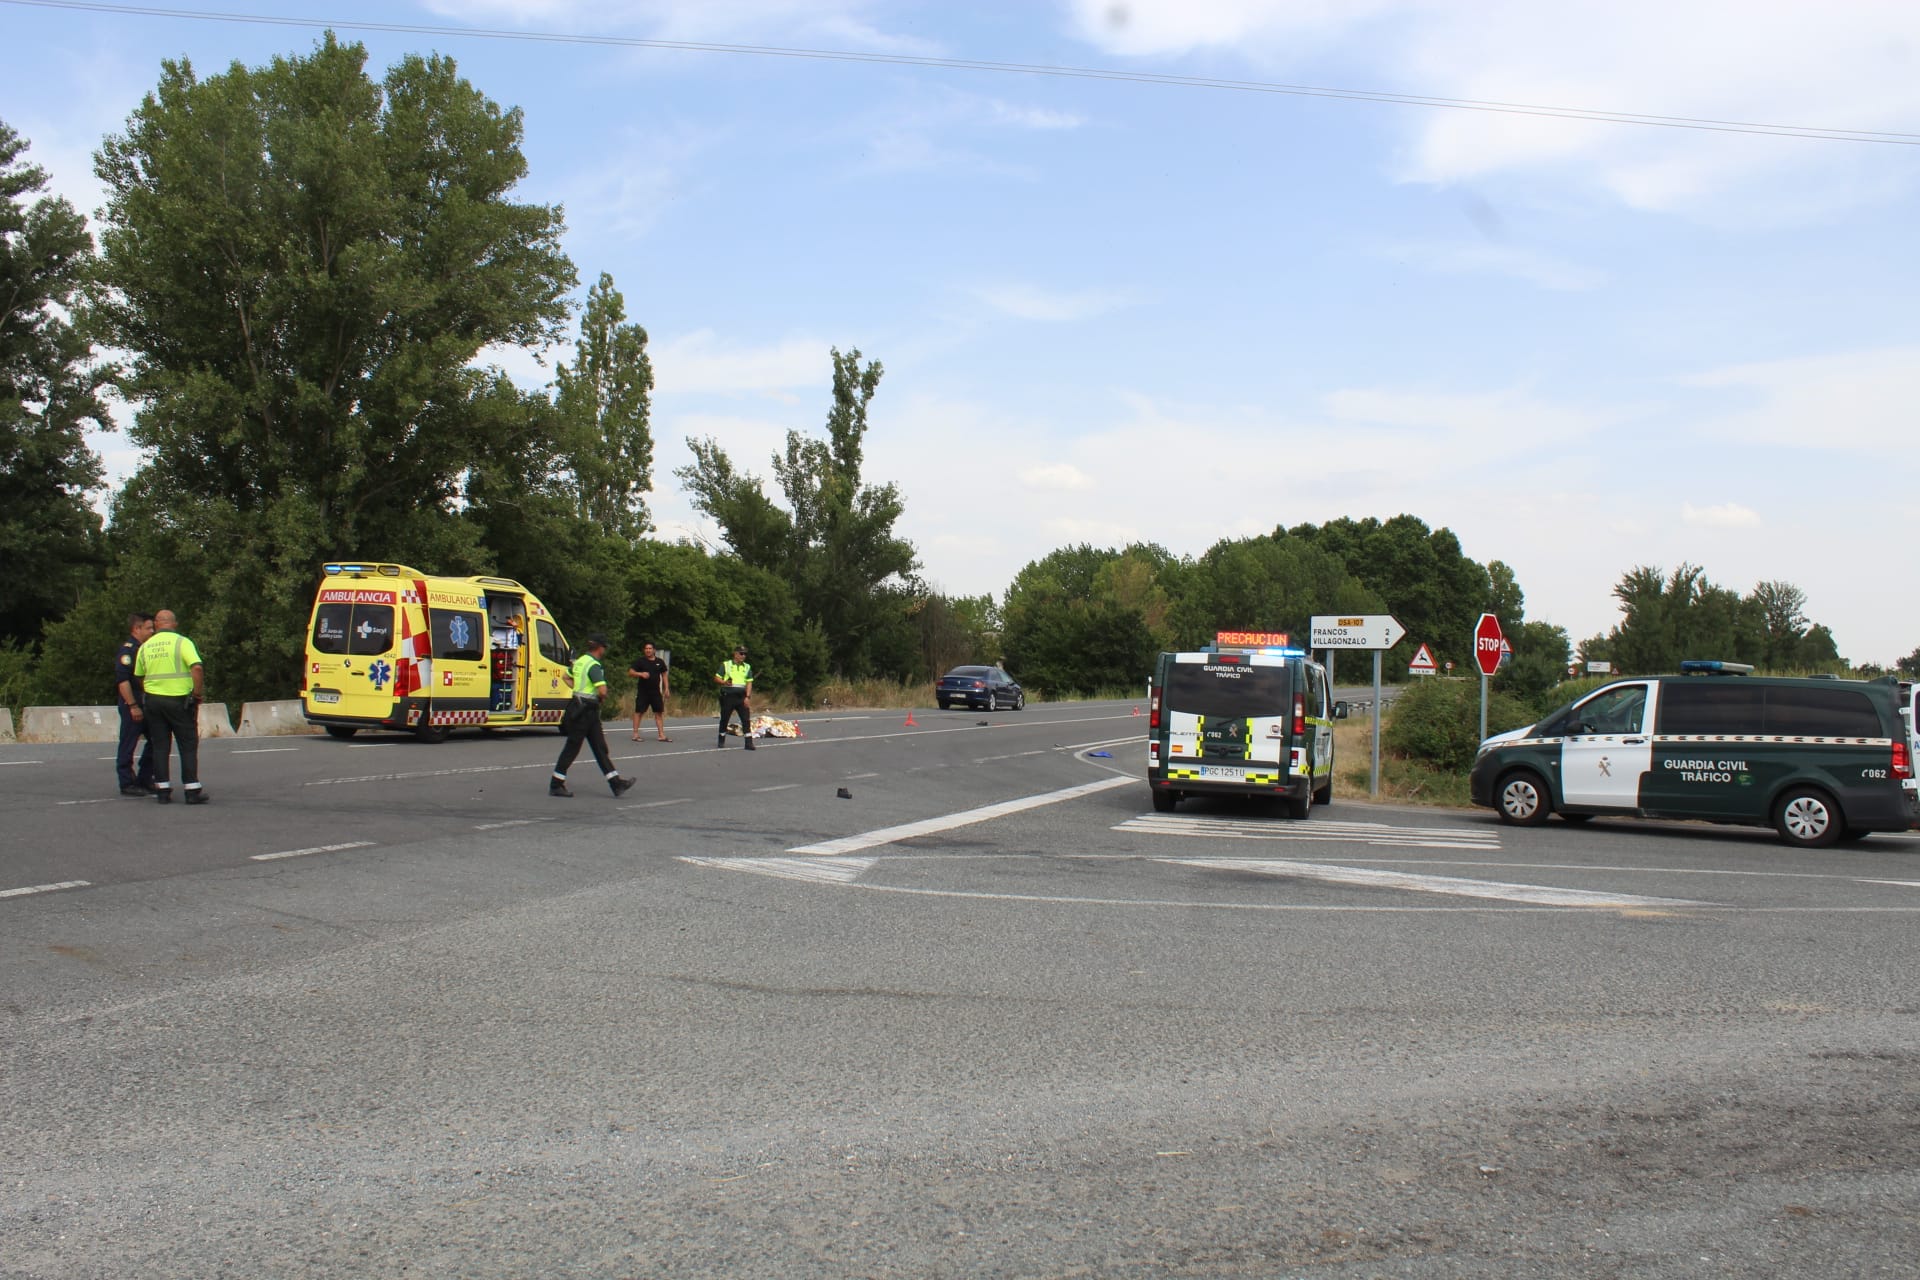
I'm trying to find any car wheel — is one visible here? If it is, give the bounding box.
[1775,786,1842,848]
[988,692,999,711]
[323,725,358,740]
[1496,770,1552,825]
[1013,692,1024,710]
[937,699,949,710]
[1151,788,1177,813]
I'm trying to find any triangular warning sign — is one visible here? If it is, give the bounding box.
[1408,643,1438,674]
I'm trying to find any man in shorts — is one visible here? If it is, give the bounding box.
[628,641,671,741]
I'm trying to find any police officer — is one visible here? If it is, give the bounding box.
[550,634,635,798]
[113,611,158,796]
[134,608,207,804]
[714,644,755,750]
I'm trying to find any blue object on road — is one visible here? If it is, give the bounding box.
[1089,750,1113,758]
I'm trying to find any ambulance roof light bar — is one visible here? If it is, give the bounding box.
[322,563,402,577]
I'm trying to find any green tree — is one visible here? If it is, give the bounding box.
[1001,544,1163,695]
[90,35,575,700]
[1282,516,1492,671]
[1499,618,1573,709]
[678,347,918,678]
[0,120,107,645]
[553,272,653,538]
[1166,534,1376,649]
[1896,646,1920,679]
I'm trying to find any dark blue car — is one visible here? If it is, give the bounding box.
[936,665,1025,712]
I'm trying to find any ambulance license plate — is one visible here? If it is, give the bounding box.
[312,690,341,704]
[1197,764,1244,780]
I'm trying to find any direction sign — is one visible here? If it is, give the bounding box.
[1473,613,1505,677]
[1408,643,1437,675]
[1309,614,1407,650]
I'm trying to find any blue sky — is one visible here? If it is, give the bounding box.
[5,0,1918,664]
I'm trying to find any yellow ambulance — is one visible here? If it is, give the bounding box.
[302,563,577,741]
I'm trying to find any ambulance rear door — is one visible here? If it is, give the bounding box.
[307,585,402,722]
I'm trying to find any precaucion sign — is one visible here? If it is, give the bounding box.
[1309,614,1407,650]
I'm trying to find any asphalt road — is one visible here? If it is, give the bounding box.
[4,697,1919,1279]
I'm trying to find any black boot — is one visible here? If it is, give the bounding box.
[155,789,173,804]
[549,778,573,798]
[609,776,634,797]
[184,789,208,805]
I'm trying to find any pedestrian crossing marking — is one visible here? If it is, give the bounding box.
[1118,814,1500,851]
[1163,858,1706,908]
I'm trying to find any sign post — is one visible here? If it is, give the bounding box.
[1310,614,1407,799]
[1472,613,1505,741]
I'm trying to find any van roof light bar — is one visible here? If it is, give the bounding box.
[1678,660,1755,676]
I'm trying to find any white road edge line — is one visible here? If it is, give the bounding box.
[0,880,90,898]
[789,776,1133,856]
[1168,857,1708,908]
[251,841,377,862]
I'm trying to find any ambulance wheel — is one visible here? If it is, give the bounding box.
[414,719,449,744]
[1151,789,1178,813]
[323,726,358,740]
[1774,787,1841,848]
[1496,770,1552,826]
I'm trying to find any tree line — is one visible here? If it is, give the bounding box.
[3,37,1911,714]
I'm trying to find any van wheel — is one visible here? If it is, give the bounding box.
[1151,789,1178,813]
[1560,813,1594,824]
[1315,777,1332,808]
[323,725,358,740]
[1496,771,1552,825]
[1286,788,1312,820]
[414,717,449,745]
[1775,787,1841,848]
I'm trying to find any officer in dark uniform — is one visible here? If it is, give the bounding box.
[113,611,157,796]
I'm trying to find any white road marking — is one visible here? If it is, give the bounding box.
[1859,879,1920,889]
[57,798,117,806]
[1119,814,1500,851]
[0,760,44,766]
[680,856,875,884]
[974,750,1050,763]
[789,776,1134,855]
[308,762,545,786]
[250,841,377,862]
[845,772,880,780]
[1167,858,1706,908]
[753,783,801,793]
[619,797,693,810]
[233,747,300,754]
[0,880,90,898]
[474,818,556,830]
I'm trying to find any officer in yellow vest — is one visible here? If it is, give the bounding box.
[133,608,207,804]
[550,634,634,798]
[714,644,755,750]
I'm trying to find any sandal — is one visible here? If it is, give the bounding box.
[658,735,672,742]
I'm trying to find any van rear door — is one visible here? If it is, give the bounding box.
[308,588,400,722]
[1161,655,1290,784]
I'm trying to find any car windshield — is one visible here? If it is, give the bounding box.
[1162,661,1290,717]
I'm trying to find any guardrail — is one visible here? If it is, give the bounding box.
[13,703,235,743]
[236,700,318,736]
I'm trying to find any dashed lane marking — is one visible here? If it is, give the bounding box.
[789,776,1134,855]
[618,797,693,811]
[753,783,801,793]
[56,798,117,806]
[1166,857,1708,908]
[0,880,90,898]
[1860,879,1920,889]
[250,841,377,862]
[474,818,557,830]
[1118,814,1500,851]
[0,760,44,766]
[680,856,875,884]
[233,747,300,754]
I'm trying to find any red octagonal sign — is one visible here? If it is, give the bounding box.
[1473,613,1505,677]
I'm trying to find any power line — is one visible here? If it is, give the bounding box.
[9,0,1920,146]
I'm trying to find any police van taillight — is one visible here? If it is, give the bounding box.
[1292,693,1306,737]
[1150,687,1162,729]
[1895,739,1913,781]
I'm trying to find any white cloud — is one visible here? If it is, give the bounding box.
[969,282,1131,322]
[1019,463,1095,491]
[423,0,940,54]
[1064,0,1920,223]
[1679,345,1920,450]
[1682,502,1762,529]
[652,330,827,394]
[985,101,1086,131]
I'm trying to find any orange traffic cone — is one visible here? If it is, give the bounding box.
[1132,705,1141,716]
[904,709,918,727]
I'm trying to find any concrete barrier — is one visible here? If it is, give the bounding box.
[237,699,318,736]
[20,705,119,743]
[0,708,13,743]
[199,703,233,738]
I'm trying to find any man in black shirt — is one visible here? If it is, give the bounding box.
[627,641,671,741]
[112,611,157,796]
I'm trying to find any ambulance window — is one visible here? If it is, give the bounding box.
[1764,687,1881,738]
[1659,683,1762,735]
[535,620,568,665]
[431,610,485,662]
[311,603,352,654]
[346,605,394,656]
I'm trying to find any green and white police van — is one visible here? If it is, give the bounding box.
[1469,661,1914,847]
[1145,632,1345,817]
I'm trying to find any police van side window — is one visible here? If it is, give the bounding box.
[1764,687,1882,738]
[346,605,395,655]
[1575,684,1648,734]
[312,603,352,654]
[431,610,484,662]
[1658,683,1762,736]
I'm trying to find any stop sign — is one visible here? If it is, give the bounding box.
[1473,613,1505,677]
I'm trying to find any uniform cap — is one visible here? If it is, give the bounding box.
[586,633,610,648]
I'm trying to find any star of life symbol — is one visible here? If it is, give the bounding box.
[367,659,393,690]
[448,616,471,650]
[1597,756,1612,777]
